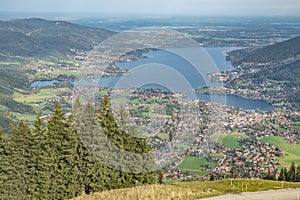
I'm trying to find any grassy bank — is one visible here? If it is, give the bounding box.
[72,179,300,200]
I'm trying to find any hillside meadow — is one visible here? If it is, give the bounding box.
[261,136,300,167]
[72,179,300,200]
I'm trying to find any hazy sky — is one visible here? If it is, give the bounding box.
[1,0,300,16]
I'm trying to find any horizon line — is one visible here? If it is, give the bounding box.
[1,11,300,18]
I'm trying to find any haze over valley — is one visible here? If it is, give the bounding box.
[0,1,300,199]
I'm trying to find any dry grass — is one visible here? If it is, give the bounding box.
[72,180,300,200]
[73,184,219,200]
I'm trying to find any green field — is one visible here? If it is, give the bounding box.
[261,136,300,167]
[155,99,169,103]
[210,153,226,159]
[57,70,79,76]
[156,132,169,141]
[14,88,57,103]
[277,126,287,131]
[195,87,210,94]
[12,87,72,121]
[0,105,7,112]
[129,99,140,104]
[111,98,127,105]
[73,179,300,200]
[143,103,161,109]
[291,125,300,130]
[96,90,109,95]
[216,132,245,149]
[223,135,240,148]
[174,143,189,150]
[141,112,170,119]
[177,156,217,176]
[0,84,16,93]
[11,112,38,122]
[0,61,21,66]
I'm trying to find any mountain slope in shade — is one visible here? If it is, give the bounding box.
[0,18,115,58]
[230,36,300,65]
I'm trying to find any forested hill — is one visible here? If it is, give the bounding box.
[0,99,160,199]
[0,18,115,58]
[229,36,300,66]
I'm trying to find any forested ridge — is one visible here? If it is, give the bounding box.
[0,18,115,58]
[0,96,161,199]
[227,60,300,109]
[226,36,300,110]
[229,36,300,66]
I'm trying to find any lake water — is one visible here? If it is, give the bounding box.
[97,47,235,91]
[30,80,58,87]
[196,93,273,111]
[31,47,273,111]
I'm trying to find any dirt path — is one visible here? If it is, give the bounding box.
[200,188,300,200]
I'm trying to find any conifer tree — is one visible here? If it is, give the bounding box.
[46,102,85,199]
[28,114,53,199]
[45,103,64,198]
[0,98,161,199]
[278,168,286,181]
[288,162,296,182]
[72,99,111,194]
[97,95,119,139]
[0,126,10,199]
[63,114,86,198]
[96,96,157,184]
[284,167,289,181]
[6,121,32,199]
[296,164,300,182]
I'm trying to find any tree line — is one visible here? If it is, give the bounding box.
[263,162,300,182]
[278,162,300,182]
[0,96,161,200]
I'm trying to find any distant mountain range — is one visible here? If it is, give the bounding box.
[0,18,115,58]
[229,36,300,66]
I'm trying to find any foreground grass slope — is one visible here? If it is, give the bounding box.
[72,179,300,200]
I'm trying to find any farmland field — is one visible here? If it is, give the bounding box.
[291,125,300,130]
[223,135,240,149]
[216,132,246,149]
[261,136,300,167]
[177,156,217,176]
[11,87,72,122]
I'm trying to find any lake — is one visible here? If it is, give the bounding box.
[30,80,58,87]
[31,47,273,111]
[96,47,234,91]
